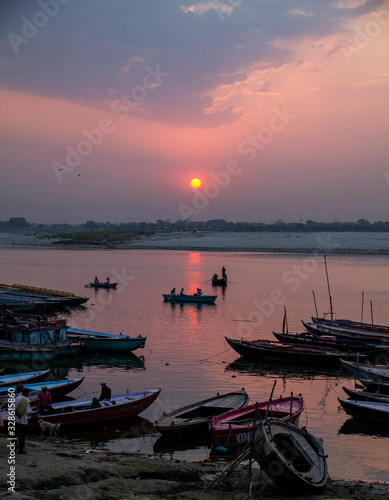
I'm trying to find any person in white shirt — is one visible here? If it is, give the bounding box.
[15,387,31,454]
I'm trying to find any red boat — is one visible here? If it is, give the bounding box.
[2,389,161,429]
[210,394,304,448]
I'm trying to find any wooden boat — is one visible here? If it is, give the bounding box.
[340,359,389,382]
[225,337,364,366]
[0,316,81,357]
[302,320,389,344]
[253,419,328,492]
[312,316,389,335]
[0,377,85,403]
[210,394,304,448]
[88,281,118,289]
[273,331,384,354]
[2,389,161,429]
[359,379,389,394]
[162,293,217,304]
[342,386,389,403]
[0,283,88,308]
[0,369,50,388]
[338,398,389,423]
[67,328,146,353]
[155,389,249,436]
[211,275,227,286]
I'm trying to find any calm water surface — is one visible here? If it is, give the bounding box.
[1,247,389,482]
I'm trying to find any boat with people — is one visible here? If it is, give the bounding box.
[253,419,328,492]
[88,277,118,289]
[155,389,249,436]
[338,398,389,423]
[1,389,162,429]
[210,394,304,448]
[162,292,217,304]
[0,377,85,403]
[66,327,146,353]
[0,369,50,388]
[225,337,366,366]
[211,266,228,286]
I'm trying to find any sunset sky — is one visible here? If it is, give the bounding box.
[1,0,388,225]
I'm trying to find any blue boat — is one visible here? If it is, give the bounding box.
[0,377,85,402]
[0,369,50,388]
[67,328,147,353]
[162,293,217,304]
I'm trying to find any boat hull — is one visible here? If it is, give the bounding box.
[338,398,389,423]
[0,369,50,388]
[162,294,217,304]
[89,282,118,289]
[2,389,161,428]
[340,359,389,382]
[225,337,355,366]
[210,395,304,447]
[0,377,85,403]
[253,419,328,492]
[156,389,249,436]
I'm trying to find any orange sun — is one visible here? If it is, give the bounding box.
[190,178,201,188]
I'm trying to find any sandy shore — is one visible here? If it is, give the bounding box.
[1,231,389,254]
[1,437,388,499]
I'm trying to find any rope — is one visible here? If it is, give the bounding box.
[197,348,231,362]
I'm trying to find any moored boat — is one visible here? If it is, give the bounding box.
[210,394,304,448]
[155,389,249,436]
[340,359,389,382]
[225,337,365,366]
[0,369,50,388]
[0,377,85,403]
[302,320,389,344]
[342,386,389,404]
[67,328,146,353]
[1,389,161,429]
[162,293,217,304]
[338,398,389,423]
[253,419,328,492]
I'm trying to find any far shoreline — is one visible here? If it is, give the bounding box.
[0,230,388,255]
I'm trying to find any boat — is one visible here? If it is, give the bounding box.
[162,293,217,304]
[253,419,328,492]
[273,331,384,354]
[1,389,161,429]
[342,386,389,403]
[88,281,118,289]
[66,328,146,353]
[0,283,89,308]
[302,320,389,344]
[0,316,81,357]
[0,377,85,403]
[359,379,389,394]
[340,359,389,382]
[211,266,228,286]
[225,337,365,366]
[312,317,389,335]
[338,398,389,423]
[0,369,50,388]
[155,389,249,436]
[210,394,304,448]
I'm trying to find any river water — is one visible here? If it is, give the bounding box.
[1,246,388,482]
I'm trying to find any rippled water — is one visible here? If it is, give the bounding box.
[1,247,388,482]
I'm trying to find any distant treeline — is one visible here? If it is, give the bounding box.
[1,217,389,232]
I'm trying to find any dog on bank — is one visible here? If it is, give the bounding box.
[38,419,61,441]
